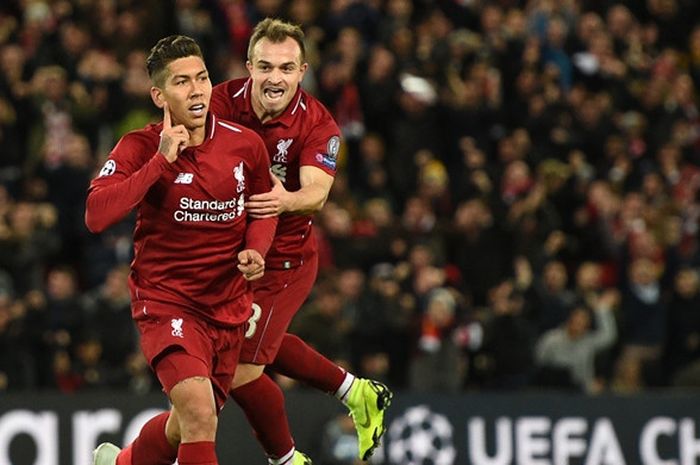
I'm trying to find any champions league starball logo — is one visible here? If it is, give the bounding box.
[387,405,456,465]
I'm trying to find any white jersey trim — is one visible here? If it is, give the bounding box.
[209,114,216,139]
[291,94,305,115]
[217,121,242,133]
[233,84,246,99]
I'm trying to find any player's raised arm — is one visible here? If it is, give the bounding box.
[84,109,179,233]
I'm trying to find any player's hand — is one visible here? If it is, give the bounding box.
[245,171,290,218]
[158,103,189,163]
[237,249,265,281]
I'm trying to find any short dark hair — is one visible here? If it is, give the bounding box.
[247,18,306,63]
[146,35,204,87]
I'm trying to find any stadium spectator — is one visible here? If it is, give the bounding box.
[663,267,700,387]
[409,287,465,393]
[534,290,618,393]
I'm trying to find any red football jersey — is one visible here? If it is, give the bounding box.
[85,114,277,326]
[211,78,341,269]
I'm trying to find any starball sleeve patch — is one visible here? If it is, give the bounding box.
[99,159,116,177]
[327,136,340,160]
[316,136,341,171]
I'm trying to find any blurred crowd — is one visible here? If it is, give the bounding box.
[1,0,700,399]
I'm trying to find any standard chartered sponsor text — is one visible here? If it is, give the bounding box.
[174,195,244,222]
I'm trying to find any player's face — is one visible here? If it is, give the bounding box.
[247,37,308,122]
[152,55,212,131]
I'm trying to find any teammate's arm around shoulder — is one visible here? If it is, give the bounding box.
[244,165,334,218]
[283,112,341,215]
[295,165,335,213]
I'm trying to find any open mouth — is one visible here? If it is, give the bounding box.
[263,87,285,101]
[189,103,206,116]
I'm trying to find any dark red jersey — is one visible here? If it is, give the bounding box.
[211,78,341,269]
[85,114,277,326]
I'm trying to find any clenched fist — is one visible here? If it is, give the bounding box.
[237,249,265,281]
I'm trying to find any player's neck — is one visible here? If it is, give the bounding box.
[251,98,282,124]
[187,126,205,146]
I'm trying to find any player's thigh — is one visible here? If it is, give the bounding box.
[134,302,213,384]
[135,300,241,411]
[241,259,318,364]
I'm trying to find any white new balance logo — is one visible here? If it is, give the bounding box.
[174,173,194,184]
[171,318,184,338]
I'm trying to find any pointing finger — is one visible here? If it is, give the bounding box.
[163,103,172,130]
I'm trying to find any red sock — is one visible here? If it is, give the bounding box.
[230,374,294,458]
[118,412,176,465]
[178,441,218,465]
[271,334,346,392]
[115,444,132,465]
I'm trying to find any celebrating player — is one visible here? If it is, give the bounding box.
[210,18,392,465]
[88,35,277,465]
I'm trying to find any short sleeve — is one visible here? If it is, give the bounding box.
[298,111,342,177]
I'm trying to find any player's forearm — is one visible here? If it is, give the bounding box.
[85,153,171,233]
[285,183,329,215]
[245,216,278,257]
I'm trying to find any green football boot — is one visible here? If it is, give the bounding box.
[93,442,120,465]
[291,451,312,465]
[346,379,393,460]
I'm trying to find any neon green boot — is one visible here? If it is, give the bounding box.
[291,451,312,465]
[346,379,393,460]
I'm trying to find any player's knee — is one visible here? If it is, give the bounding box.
[170,376,218,440]
[177,401,217,439]
[165,409,182,447]
[230,363,265,390]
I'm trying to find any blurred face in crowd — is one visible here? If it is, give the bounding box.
[247,36,307,123]
[367,46,395,81]
[690,26,700,57]
[675,268,699,298]
[566,307,591,339]
[543,261,568,292]
[576,262,602,292]
[426,294,454,328]
[151,55,212,132]
[48,269,76,300]
[338,269,365,299]
[629,258,658,286]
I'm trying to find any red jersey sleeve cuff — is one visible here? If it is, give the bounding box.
[155,152,176,170]
[245,217,278,258]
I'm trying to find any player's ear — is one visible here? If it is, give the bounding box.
[299,62,308,79]
[150,86,164,109]
[245,60,253,73]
